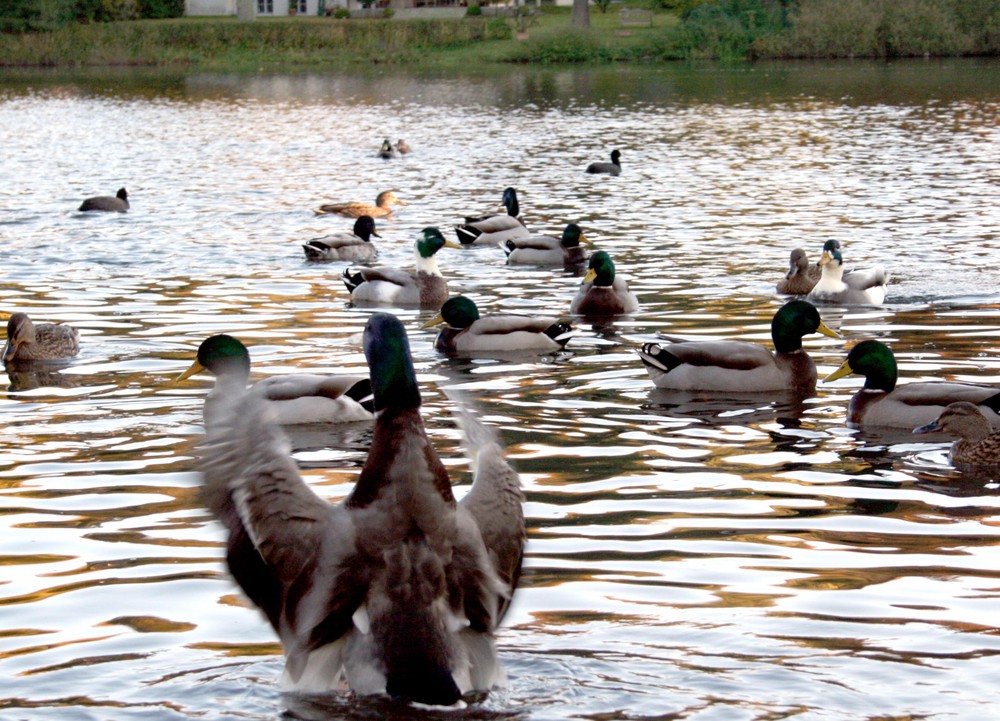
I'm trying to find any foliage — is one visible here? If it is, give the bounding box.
[677,0,791,60]
[466,3,482,16]
[73,0,139,23]
[592,0,612,14]
[136,0,184,19]
[0,0,75,32]
[333,7,350,18]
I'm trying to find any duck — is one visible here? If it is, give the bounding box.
[637,300,839,392]
[377,138,401,159]
[807,242,889,305]
[913,402,1000,467]
[585,149,621,176]
[776,248,821,295]
[455,187,529,246]
[302,215,380,262]
[342,227,460,309]
[79,187,129,212]
[569,250,639,317]
[395,139,412,154]
[503,223,590,267]
[424,296,574,354]
[177,334,374,427]
[823,340,1000,429]
[196,312,523,704]
[2,312,80,365]
[315,190,407,218]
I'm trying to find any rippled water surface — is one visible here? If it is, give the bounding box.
[2,60,1000,720]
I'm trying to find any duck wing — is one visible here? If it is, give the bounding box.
[452,405,525,625]
[199,390,369,684]
[843,265,889,291]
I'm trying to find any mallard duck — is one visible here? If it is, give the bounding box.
[807,242,888,305]
[302,215,380,262]
[342,227,460,309]
[823,340,1000,429]
[79,187,128,212]
[2,312,80,365]
[776,248,821,295]
[315,190,407,218]
[424,296,573,354]
[638,300,839,392]
[570,250,640,317]
[177,334,374,426]
[395,139,412,154]
[455,187,529,246]
[503,223,589,267]
[197,313,523,704]
[913,401,1000,466]
[377,138,400,159]
[585,149,621,176]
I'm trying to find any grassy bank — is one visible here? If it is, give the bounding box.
[1,1,997,68]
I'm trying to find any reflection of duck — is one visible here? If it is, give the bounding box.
[570,250,639,317]
[177,334,374,426]
[807,242,888,305]
[198,313,523,704]
[503,223,589,267]
[4,368,77,392]
[315,190,407,218]
[79,187,129,212]
[586,149,621,176]
[2,313,80,365]
[302,215,380,262]
[824,340,1000,428]
[776,248,820,295]
[638,300,839,392]
[342,227,459,308]
[456,187,529,246]
[914,401,1000,466]
[425,296,573,354]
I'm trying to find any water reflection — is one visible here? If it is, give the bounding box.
[1,59,999,721]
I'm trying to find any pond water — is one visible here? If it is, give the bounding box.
[1,59,999,720]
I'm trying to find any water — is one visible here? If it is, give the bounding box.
[1,60,999,720]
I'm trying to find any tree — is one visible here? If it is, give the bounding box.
[571,0,589,28]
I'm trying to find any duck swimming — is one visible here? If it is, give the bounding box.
[913,401,1000,467]
[824,340,1000,429]
[503,223,589,267]
[79,187,129,212]
[776,248,821,295]
[455,187,529,246]
[302,215,380,262]
[638,300,839,392]
[177,334,374,427]
[315,190,407,218]
[807,241,888,305]
[2,312,80,365]
[197,313,523,705]
[342,227,460,308]
[585,149,622,176]
[425,296,574,354]
[569,250,639,317]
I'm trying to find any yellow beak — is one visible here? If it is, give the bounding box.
[823,359,854,383]
[579,233,594,247]
[818,251,832,267]
[443,240,463,250]
[816,320,840,339]
[583,268,597,283]
[421,312,445,330]
[176,359,205,382]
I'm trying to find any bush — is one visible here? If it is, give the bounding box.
[136,0,183,19]
[73,0,139,22]
[333,7,350,17]
[678,0,791,60]
[466,3,482,16]
[0,0,75,32]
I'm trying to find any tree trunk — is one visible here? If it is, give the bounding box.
[237,0,257,22]
[571,0,589,28]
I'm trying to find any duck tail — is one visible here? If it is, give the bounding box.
[302,241,327,261]
[980,391,1000,415]
[502,239,516,258]
[545,322,574,347]
[344,377,375,413]
[342,267,364,293]
[455,224,482,245]
[637,343,681,373]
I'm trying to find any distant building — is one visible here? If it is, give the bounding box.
[185,0,560,17]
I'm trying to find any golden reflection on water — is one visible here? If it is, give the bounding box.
[0,61,999,720]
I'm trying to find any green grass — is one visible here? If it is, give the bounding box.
[1,1,996,68]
